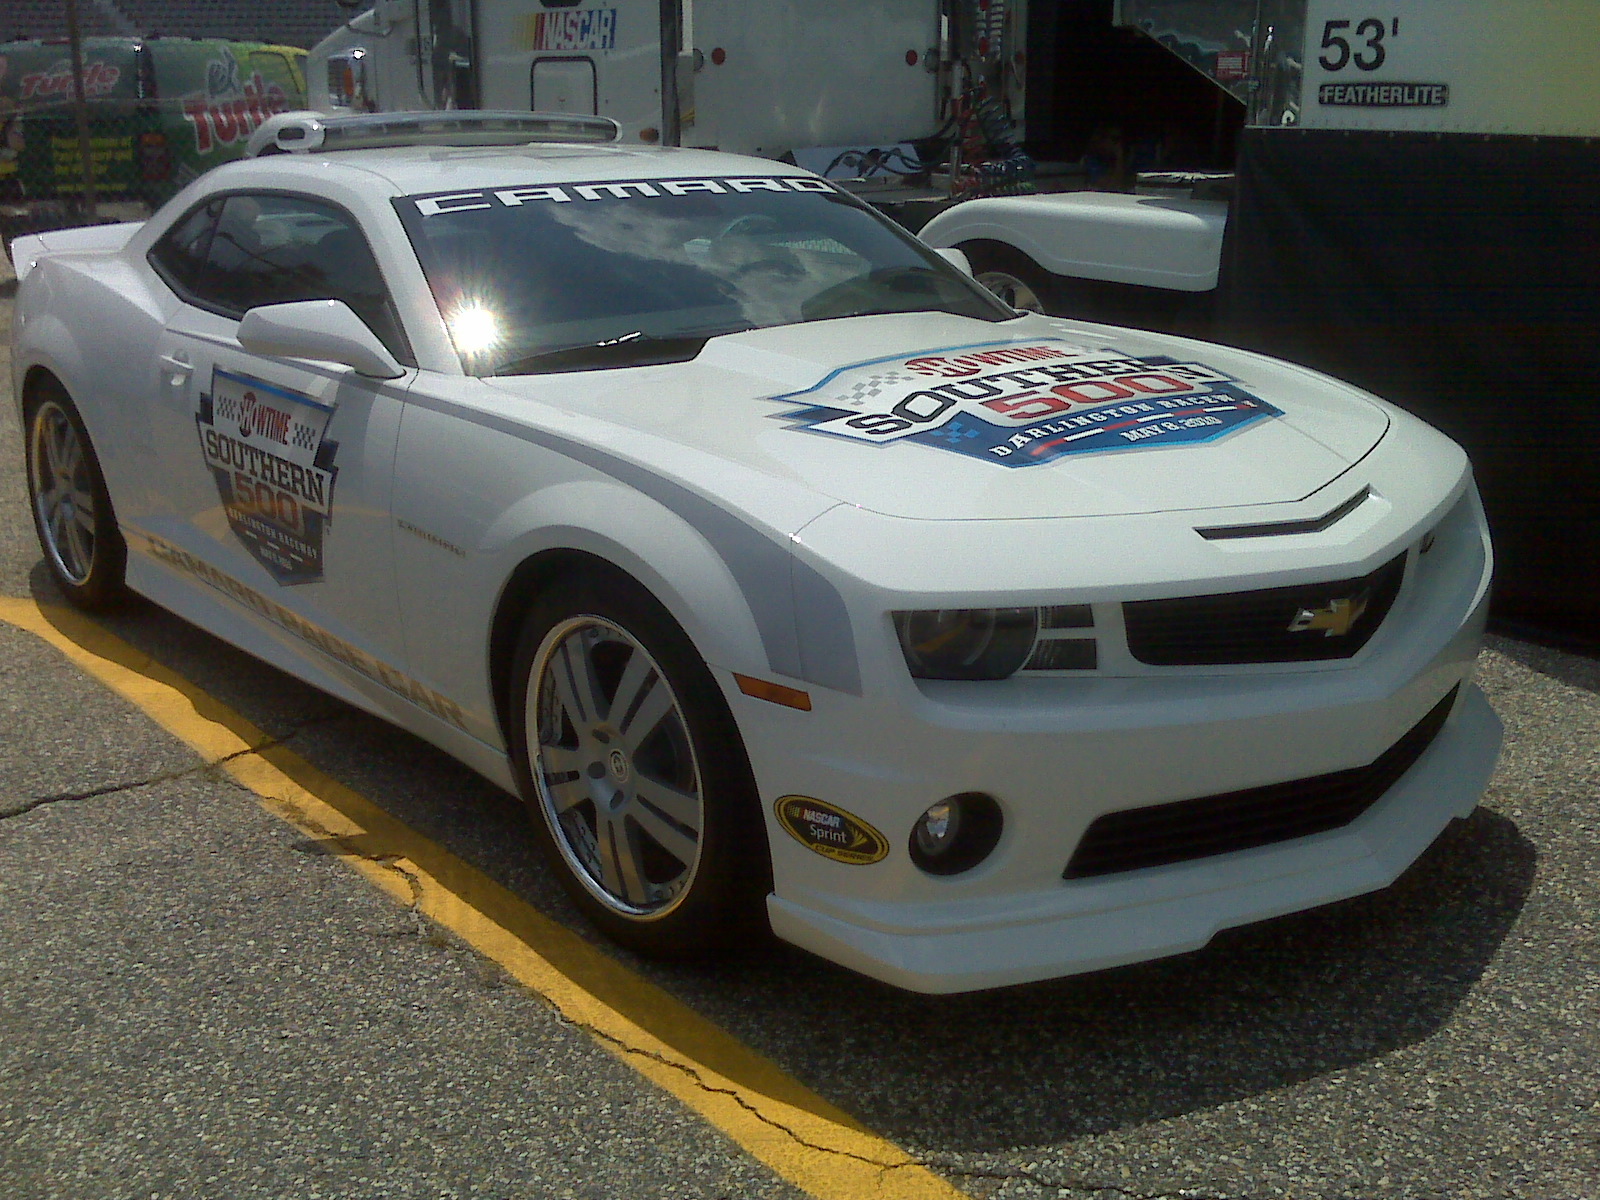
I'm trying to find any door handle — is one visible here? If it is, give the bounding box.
[159,353,193,377]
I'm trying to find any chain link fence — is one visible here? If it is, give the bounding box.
[2,16,316,244]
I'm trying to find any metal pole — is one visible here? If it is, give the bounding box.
[64,0,99,220]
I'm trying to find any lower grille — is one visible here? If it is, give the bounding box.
[1063,685,1460,880]
[1123,553,1407,666]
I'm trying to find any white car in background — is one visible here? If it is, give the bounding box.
[9,112,1500,993]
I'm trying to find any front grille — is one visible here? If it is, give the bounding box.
[1123,553,1406,666]
[1063,685,1459,880]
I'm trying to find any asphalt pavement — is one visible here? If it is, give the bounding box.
[1,261,1596,1200]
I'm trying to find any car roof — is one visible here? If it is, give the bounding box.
[218,143,816,199]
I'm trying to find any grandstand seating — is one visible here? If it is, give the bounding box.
[4,0,349,50]
[4,0,125,42]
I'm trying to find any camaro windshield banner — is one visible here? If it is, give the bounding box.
[774,340,1282,467]
[196,369,339,584]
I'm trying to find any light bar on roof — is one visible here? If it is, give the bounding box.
[245,110,622,158]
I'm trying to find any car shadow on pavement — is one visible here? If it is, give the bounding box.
[25,565,1540,1153]
[685,805,1536,1151]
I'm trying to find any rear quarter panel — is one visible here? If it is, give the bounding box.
[13,249,175,519]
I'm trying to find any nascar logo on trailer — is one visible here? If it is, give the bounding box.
[773,340,1283,467]
[522,8,618,52]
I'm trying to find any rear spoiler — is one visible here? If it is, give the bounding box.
[9,221,144,284]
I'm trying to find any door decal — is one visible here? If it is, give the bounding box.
[196,367,339,584]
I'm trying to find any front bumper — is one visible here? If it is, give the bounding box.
[766,683,1498,993]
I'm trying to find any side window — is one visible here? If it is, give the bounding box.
[148,199,222,295]
[195,193,410,362]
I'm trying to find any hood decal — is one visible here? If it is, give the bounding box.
[772,339,1282,467]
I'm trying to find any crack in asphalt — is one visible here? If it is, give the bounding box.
[0,712,346,823]
[265,799,437,943]
[543,1015,1273,1200]
[0,747,258,821]
[370,854,431,939]
[926,1159,1271,1200]
[558,1017,924,1177]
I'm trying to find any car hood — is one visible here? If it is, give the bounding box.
[483,312,1390,522]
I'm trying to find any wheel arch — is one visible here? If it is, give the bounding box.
[487,546,653,751]
[480,488,775,756]
[20,361,67,410]
[14,324,88,426]
[12,309,125,476]
[918,205,1061,275]
[953,235,1047,266]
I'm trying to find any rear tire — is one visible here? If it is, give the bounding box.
[961,241,1054,314]
[24,381,128,611]
[508,564,770,957]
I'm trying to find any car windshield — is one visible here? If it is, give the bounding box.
[394,175,1011,375]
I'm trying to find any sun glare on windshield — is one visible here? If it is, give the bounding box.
[448,302,503,357]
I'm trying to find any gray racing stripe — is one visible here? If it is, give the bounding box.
[400,390,862,695]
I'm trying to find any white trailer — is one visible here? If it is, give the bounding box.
[310,0,1013,162]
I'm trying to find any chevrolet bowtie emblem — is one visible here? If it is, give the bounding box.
[1288,594,1369,637]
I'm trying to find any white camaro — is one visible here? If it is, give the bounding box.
[10,112,1500,993]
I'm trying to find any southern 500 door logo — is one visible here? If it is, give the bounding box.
[775,340,1281,467]
[196,369,338,584]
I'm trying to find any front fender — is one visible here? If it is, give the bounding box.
[390,396,859,748]
[918,193,1228,292]
[482,478,770,676]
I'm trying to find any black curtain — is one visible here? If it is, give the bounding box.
[1221,127,1600,638]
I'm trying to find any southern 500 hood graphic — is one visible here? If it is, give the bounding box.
[197,369,338,584]
[774,340,1282,467]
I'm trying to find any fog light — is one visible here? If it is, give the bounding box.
[908,792,1003,876]
[914,799,960,857]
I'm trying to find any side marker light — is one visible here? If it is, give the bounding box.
[734,674,812,711]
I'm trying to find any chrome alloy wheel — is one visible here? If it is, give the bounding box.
[28,399,99,586]
[529,616,705,919]
[975,269,1046,313]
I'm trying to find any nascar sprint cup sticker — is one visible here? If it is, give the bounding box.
[775,340,1282,467]
[197,369,339,584]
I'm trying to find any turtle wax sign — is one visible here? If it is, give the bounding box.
[197,369,339,584]
[775,341,1281,467]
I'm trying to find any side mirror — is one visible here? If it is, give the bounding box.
[935,247,973,277]
[237,299,405,379]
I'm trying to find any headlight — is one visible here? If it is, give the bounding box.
[892,608,1039,680]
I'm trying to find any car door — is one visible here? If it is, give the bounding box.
[145,189,415,693]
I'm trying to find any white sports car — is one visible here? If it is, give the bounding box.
[10,112,1500,993]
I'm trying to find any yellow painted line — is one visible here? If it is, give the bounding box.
[0,595,969,1200]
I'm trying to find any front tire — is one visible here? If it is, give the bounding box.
[24,382,127,610]
[961,241,1054,314]
[508,566,770,956]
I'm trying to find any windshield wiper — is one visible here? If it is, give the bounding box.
[489,331,723,376]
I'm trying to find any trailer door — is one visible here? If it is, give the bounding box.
[417,0,480,109]
[531,56,598,114]
[476,1,677,144]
